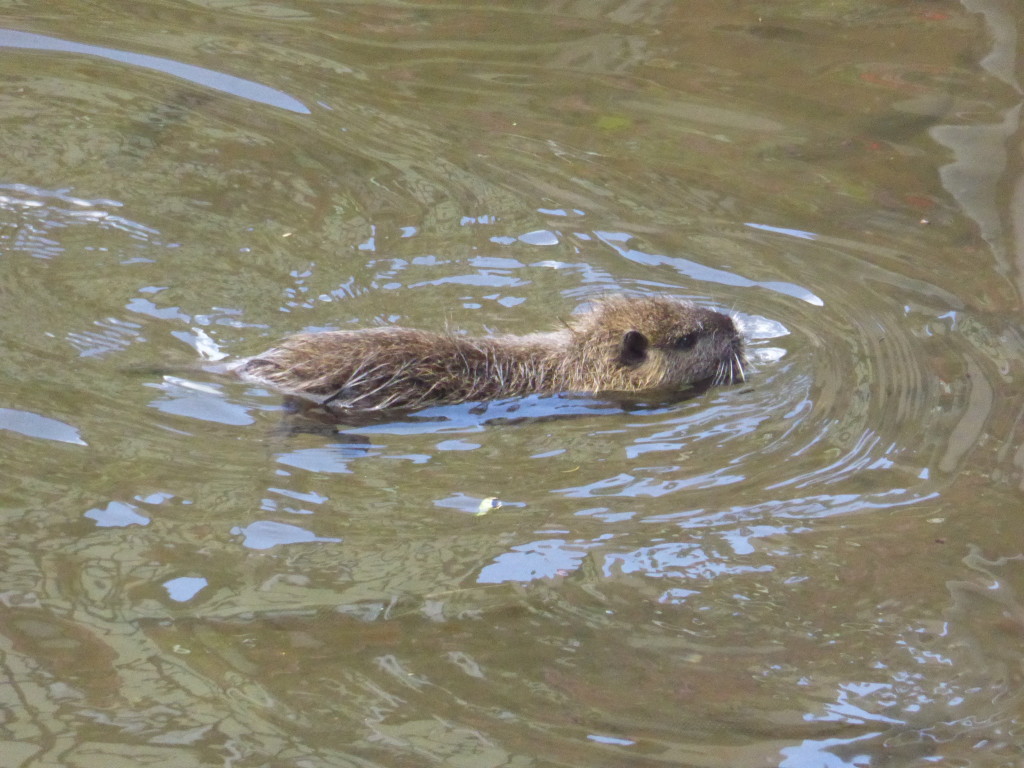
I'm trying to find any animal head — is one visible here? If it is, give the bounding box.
[567,295,745,391]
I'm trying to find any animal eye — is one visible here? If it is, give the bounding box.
[674,332,700,350]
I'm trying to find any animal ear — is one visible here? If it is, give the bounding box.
[619,330,649,366]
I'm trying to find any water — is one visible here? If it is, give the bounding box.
[2,2,1024,766]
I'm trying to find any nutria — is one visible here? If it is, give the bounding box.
[237,296,745,411]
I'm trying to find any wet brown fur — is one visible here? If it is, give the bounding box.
[238,296,745,411]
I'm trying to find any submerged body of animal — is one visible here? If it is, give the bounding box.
[237,295,745,411]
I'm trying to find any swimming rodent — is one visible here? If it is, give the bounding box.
[237,295,745,411]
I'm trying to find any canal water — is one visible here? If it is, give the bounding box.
[2,2,1023,766]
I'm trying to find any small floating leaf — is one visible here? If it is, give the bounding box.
[476,497,502,516]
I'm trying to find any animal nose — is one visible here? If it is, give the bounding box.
[703,311,736,335]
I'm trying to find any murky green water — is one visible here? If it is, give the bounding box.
[3,1,1024,766]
